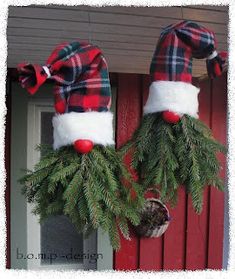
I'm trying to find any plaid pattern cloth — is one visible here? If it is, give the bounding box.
[206,51,227,79]
[18,41,111,113]
[150,20,225,82]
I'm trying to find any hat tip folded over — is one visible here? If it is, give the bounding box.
[206,51,228,79]
[17,63,48,95]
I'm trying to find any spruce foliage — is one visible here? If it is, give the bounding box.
[121,113,226,213]
[20,145,145,250]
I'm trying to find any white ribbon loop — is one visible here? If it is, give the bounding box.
[207,50,218,60]
[42,65,51,78]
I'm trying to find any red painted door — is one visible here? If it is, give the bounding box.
[114,72,227,271]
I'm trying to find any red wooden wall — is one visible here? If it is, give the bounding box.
[114,72,227,271]
[5,71,227,270]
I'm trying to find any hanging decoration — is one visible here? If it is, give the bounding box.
[122,21,227,214]
[134,195,170,238]
[18,41,144,250]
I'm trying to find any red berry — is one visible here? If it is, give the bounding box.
[162,110,181,124]
[73,139,94,154]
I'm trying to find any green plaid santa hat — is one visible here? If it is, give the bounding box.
[18,41,114,153]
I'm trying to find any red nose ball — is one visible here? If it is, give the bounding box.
[162,111,181,124]
[73,139,94,154]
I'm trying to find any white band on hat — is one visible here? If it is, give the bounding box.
[52,111,114,150]
[207,50,218,60]
[144,81,200,118]
[42,65,51,78]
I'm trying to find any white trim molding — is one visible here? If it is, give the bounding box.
[27,100,84,270]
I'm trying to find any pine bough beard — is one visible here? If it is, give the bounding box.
[122,112,226,214]
[19,113,145,251]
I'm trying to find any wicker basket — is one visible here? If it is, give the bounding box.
[134,198,170,238]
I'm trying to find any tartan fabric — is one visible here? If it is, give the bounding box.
[206,51,227,79]
[18,41,111,114]
[150,20,226,83]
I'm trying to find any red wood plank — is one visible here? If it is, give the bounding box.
[164,79,207,270]
[185,78,211,270]
[139,75,163,271]
[139,236,163,271]
[114,73,142,271]
[207,73,227,269]
[140,75,187,271]
[163,187,187,270]
[142,75,150,106]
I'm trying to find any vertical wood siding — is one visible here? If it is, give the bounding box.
[185,79,211,270]
[207,74,227,268]
[114,73,142,271]
[114,72,227,271]
[139,75,164,271]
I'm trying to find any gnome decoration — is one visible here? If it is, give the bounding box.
[18,41,114,153]
[18,41,144,250]
[123,21,227,214]
[144,20,227,124]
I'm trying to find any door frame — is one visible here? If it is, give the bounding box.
[7,77,114,270]
[26,100,96,270]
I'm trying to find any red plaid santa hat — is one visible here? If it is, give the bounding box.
[144,20,227,118]
[18,41,114,151]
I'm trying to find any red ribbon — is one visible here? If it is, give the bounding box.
[17,63,49,95]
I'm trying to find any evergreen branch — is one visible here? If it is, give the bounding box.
[122,112,226,214]
[19,144,145,250]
